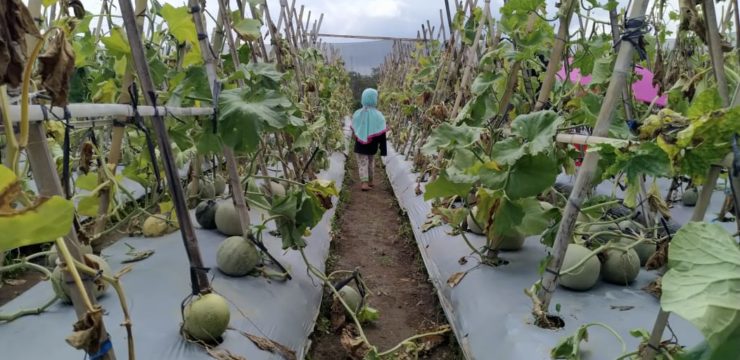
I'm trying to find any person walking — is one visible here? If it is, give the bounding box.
[351,88,387,191]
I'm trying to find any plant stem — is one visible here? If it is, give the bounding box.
[54,237,94,311]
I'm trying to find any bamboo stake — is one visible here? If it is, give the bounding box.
[94,0,147,240]
[703,0,731,107]
[533,0,650,317]
[534,0,577,111]
[117,0,210,294]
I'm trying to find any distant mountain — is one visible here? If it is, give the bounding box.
[327,40,395,75]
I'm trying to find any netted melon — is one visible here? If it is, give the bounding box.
[51,254,112,304]
[601,248,641,285]
[187,179,216,200]
[47,243,92,266]
[497,233,526,251]
[261,181,286,199]
[559,244,601,291]
[617,220,643,235]
[142,214,177,237]
[183,293,231,342]
[632,240,656,266]
[682,188,699,206]
[215,201,246,236]
[195,200,219,230]
[583,223,620,244]
[337,285,362,313]
[466,206,485,235]
[216,236,261,276]
[214,175,226,196]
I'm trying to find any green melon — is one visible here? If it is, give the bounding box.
[216,236,261,276]
[498,233,526,251]
[583,223,621,244]
[51,254,112,304]
[601,248,641,285]
[183,293,231,343]
[47,243,92,266]
[466,206,485,235]
[187,179,216,200]
[559,244,601,291]
[214,175,226,196]
[633,240,656,266]
[215,201,246,236]
[682,188,699,206]
[617,220,642,235]
[337,286,362,313]
[195,200,219,230]
[261,181,286,199]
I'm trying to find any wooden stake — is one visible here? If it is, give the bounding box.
[117,0,210,293]
[533,0,650,316]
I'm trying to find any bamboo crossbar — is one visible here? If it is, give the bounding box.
[554,133,632,146]
[4,104,214,123]
[316,33,426,42]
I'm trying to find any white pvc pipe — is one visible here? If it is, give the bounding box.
[5,104,214,123]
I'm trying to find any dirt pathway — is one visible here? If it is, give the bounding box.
[309,155,460,359]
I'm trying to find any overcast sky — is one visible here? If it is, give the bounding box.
[74,0,694,43]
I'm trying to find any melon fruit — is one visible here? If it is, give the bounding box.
[261,181,286,199]
[51,254,112,304]
[682,187,699,206]
[337,285,362,313]
[214,175,226,196]
[183,293,231,343]
[466,207,485,235]
[616,220,655,266]
[215,201,245,236]
[195,200,219,230]
[497,233,526,251]
[187,179,216,200]
[142,214,177,237]
[559,244,601,291]
[583,222,620,244]
[47,243,93,266]
[601,248,641,285]
[216,236,261,276]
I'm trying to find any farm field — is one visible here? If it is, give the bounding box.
[1,0,739,360]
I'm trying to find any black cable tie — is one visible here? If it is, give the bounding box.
[62,106,72,199]
[568,198,582,212]
[731,133,740,177]
[39,104,49,122]
[197,33,208,41]
[211,80,221,134]
[189,266,211,295]
[113,119,126,127]
[545,268,560,278]
[189,5,201,13]
[646,342,661,351]
[616,16,649,61]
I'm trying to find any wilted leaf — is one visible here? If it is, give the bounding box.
[38,23,76,105]
[0,165,75,253]
[0,0,41,87]
[661,222,740,352]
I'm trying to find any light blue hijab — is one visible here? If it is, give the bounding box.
[351,88,386,144]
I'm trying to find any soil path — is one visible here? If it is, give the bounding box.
[309,155,460,359]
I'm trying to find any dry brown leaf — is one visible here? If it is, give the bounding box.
[330,296,347,331]
[340,325,372,360]
[65,309,106,354]
[241,331,296,360]
[447,271,467,288]
[3,278,27,286]
[206,348,246,360]
[37,31,75,106]
[0,0,41,88]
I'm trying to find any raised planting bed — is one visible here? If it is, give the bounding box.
[0,152,347,360]
[381,144,712,360]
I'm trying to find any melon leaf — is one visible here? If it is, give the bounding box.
[0,165,75,253]
[661,222,740,353]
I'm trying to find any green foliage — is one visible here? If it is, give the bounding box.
[662,222,740,355]
[0,165,75,253]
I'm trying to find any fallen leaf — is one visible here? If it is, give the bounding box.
[340,325,372,360]
[447,271,467,288]
[3,278,26,286]
[610,305,635,311]
[239,331,296,360]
